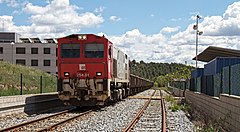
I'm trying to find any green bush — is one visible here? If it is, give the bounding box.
[0,61,57,96]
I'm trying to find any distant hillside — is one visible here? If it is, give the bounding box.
[0,61,57,96]
[130,60,194,81]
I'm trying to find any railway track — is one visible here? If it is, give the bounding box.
[0,108,93,132]
[123,89,166,132]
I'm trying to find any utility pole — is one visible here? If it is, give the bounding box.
[193,15,203,69]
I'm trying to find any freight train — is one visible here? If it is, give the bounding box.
[57,34,153,106]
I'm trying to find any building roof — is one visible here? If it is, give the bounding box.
[20,38,32,43]
[44,38,57,43]
[30,38,42,43]
[192,46,240,62]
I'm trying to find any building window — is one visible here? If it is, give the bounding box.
[31,60,38,66]
[0,47,3,54]
[44,60,51,66]
[56,60,58,66]
[47,71,51,74]
[56,48,58,57]
[16,47,25,54]
[16,59,26,65]
[31,48,38,54]
[44,48,50,54]
[0,59,3,61]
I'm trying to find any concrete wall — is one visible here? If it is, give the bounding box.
[168,86,240,131]
[168,86,185,97]
[0,92,64,116]
[186,91,240,132]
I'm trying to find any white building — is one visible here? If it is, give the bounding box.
[0,32,58,75]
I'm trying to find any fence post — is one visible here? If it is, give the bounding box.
[220,69,223,94]
[20,73,22,95]
[40,76,42,94]
[229,66,231,95]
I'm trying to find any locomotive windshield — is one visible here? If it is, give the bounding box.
[61,44,80,58]
[85,43,104,58]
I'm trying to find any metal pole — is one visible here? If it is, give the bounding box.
[11,42,14,64]
[196,16,199,69]
[40,76,42,94]
[195,15,199,93]
[20,73,23,95]
[229,66,231,95]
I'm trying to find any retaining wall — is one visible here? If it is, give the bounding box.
[0,92,64,116]
[168,86,240,132]
[168,86,185,97]
[186,91,240,132]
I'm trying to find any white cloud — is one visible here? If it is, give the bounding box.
[150,14,154,17]
[23,0,105,29]
[109,16,121,22]
[1,0,104,38]
[0,0,19,7]
[195,2,240,37]
[108,29,167,62]
[171,18,182,21]
[105,2,240,67]
[160,26,180,34]
[2,1,240,67]
[94,6,105,13]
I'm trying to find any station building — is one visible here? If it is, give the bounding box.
[0,32,58,75]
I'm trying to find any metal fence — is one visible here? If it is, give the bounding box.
[169,64,240,97]
[0,73,57,96]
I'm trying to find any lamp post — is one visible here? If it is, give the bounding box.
[11,42,14,64]
[193,15,203,69]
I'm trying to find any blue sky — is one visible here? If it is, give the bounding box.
[0,0,238,34]
[1,0,240,66]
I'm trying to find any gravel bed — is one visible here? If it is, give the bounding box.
[136,89,155,96]
[1,89,197,132]
[132,100,162,132]
[19,111,81,131]
[161,90,169,97]
[57,90,155,132]
[165,98,196,132]
[155,89,161,96]
[0,106,75,130]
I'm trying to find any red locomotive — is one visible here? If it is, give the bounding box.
[57,34,153,106]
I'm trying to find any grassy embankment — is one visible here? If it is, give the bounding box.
[0,61,57,96]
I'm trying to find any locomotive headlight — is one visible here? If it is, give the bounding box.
[78,35,87,40]
[78,36,82,40]
[82,35,87,40]
[64,72,70,77]
[96,72,102,76]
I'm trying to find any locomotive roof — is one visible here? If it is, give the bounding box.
[58,34,106,40]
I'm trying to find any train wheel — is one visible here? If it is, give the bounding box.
[122,89,126,98]
[113,89,118,101]
[126,88,130,97]
[119,89,122,100]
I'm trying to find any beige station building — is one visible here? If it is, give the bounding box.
[0,32,58,75]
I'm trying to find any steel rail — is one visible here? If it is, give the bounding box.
[37,110,93,132]
[0,109,74,132]
[160,90,167,132]
[123,90,156,132]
